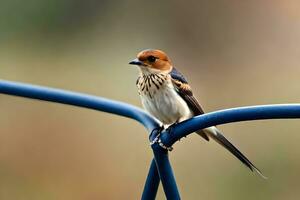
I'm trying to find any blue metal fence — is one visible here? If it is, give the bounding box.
[1,79,300,199]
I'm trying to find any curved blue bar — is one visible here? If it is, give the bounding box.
[0,80,165,200]
[0,80,159,131]
[161,104,300,146]
[151,144,180,200]
[149,128,180,200]
[141,159,160,200]
[2,80,300,200]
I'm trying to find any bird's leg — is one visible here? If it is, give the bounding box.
[149,125,165,147]
[166,120,179,135]
[166,120,187,142]
[150,124,174,151]
[150,125,164,137]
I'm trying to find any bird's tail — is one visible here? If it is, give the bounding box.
[202,127,267,179]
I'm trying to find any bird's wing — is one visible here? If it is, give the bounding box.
[170,67,209,140]
[170,67,205,115]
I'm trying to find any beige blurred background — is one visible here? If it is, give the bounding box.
[1,0,300,199]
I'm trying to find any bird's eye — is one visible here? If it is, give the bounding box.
[147,56,157,62]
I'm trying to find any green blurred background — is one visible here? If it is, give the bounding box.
[1,0,300,199]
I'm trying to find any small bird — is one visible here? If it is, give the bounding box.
[129,49,265,178]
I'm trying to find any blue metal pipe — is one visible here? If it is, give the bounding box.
[160,104,300,147]
[151,144,180,200]
[141,159,160,200]
[149,128,181,200]
[150,105,300,200]
[0,80,170,199]
[2,80,300,200]
[0,80,159,131]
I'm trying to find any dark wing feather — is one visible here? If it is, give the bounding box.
[170,67,209,140]
[170,67,189,83]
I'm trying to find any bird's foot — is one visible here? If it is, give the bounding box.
[166,121,179,136]
[149,125,164,144]
[150,125,164,136]
[149,125,173,151]
[166,121,186,141]
[167,121,178,132]
[166,123,181,141]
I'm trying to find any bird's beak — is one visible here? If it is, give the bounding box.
[129,58,143,66]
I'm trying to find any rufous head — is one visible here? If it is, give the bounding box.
[129,49,172,73]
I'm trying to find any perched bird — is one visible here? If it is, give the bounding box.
[129,49,265,178]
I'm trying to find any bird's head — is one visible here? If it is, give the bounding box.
[129,49,172,73]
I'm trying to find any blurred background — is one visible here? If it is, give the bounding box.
[1,0,300,199]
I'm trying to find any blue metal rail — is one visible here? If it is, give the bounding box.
[1,79,300,200]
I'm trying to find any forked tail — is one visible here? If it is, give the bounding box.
[202,127,267,179]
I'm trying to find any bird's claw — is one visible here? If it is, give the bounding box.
[166,126,173,134]
[166,121,178,134]
[149,125,164,144]
[149,125,173,151]
[150,125,164,136]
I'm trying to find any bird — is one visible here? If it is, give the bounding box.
[129,49,265,178]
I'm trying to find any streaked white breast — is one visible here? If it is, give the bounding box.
[137,74,193,125]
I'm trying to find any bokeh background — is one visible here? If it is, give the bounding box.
[1,0,300,199]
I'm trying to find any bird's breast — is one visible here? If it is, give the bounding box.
[136,74,192,125]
